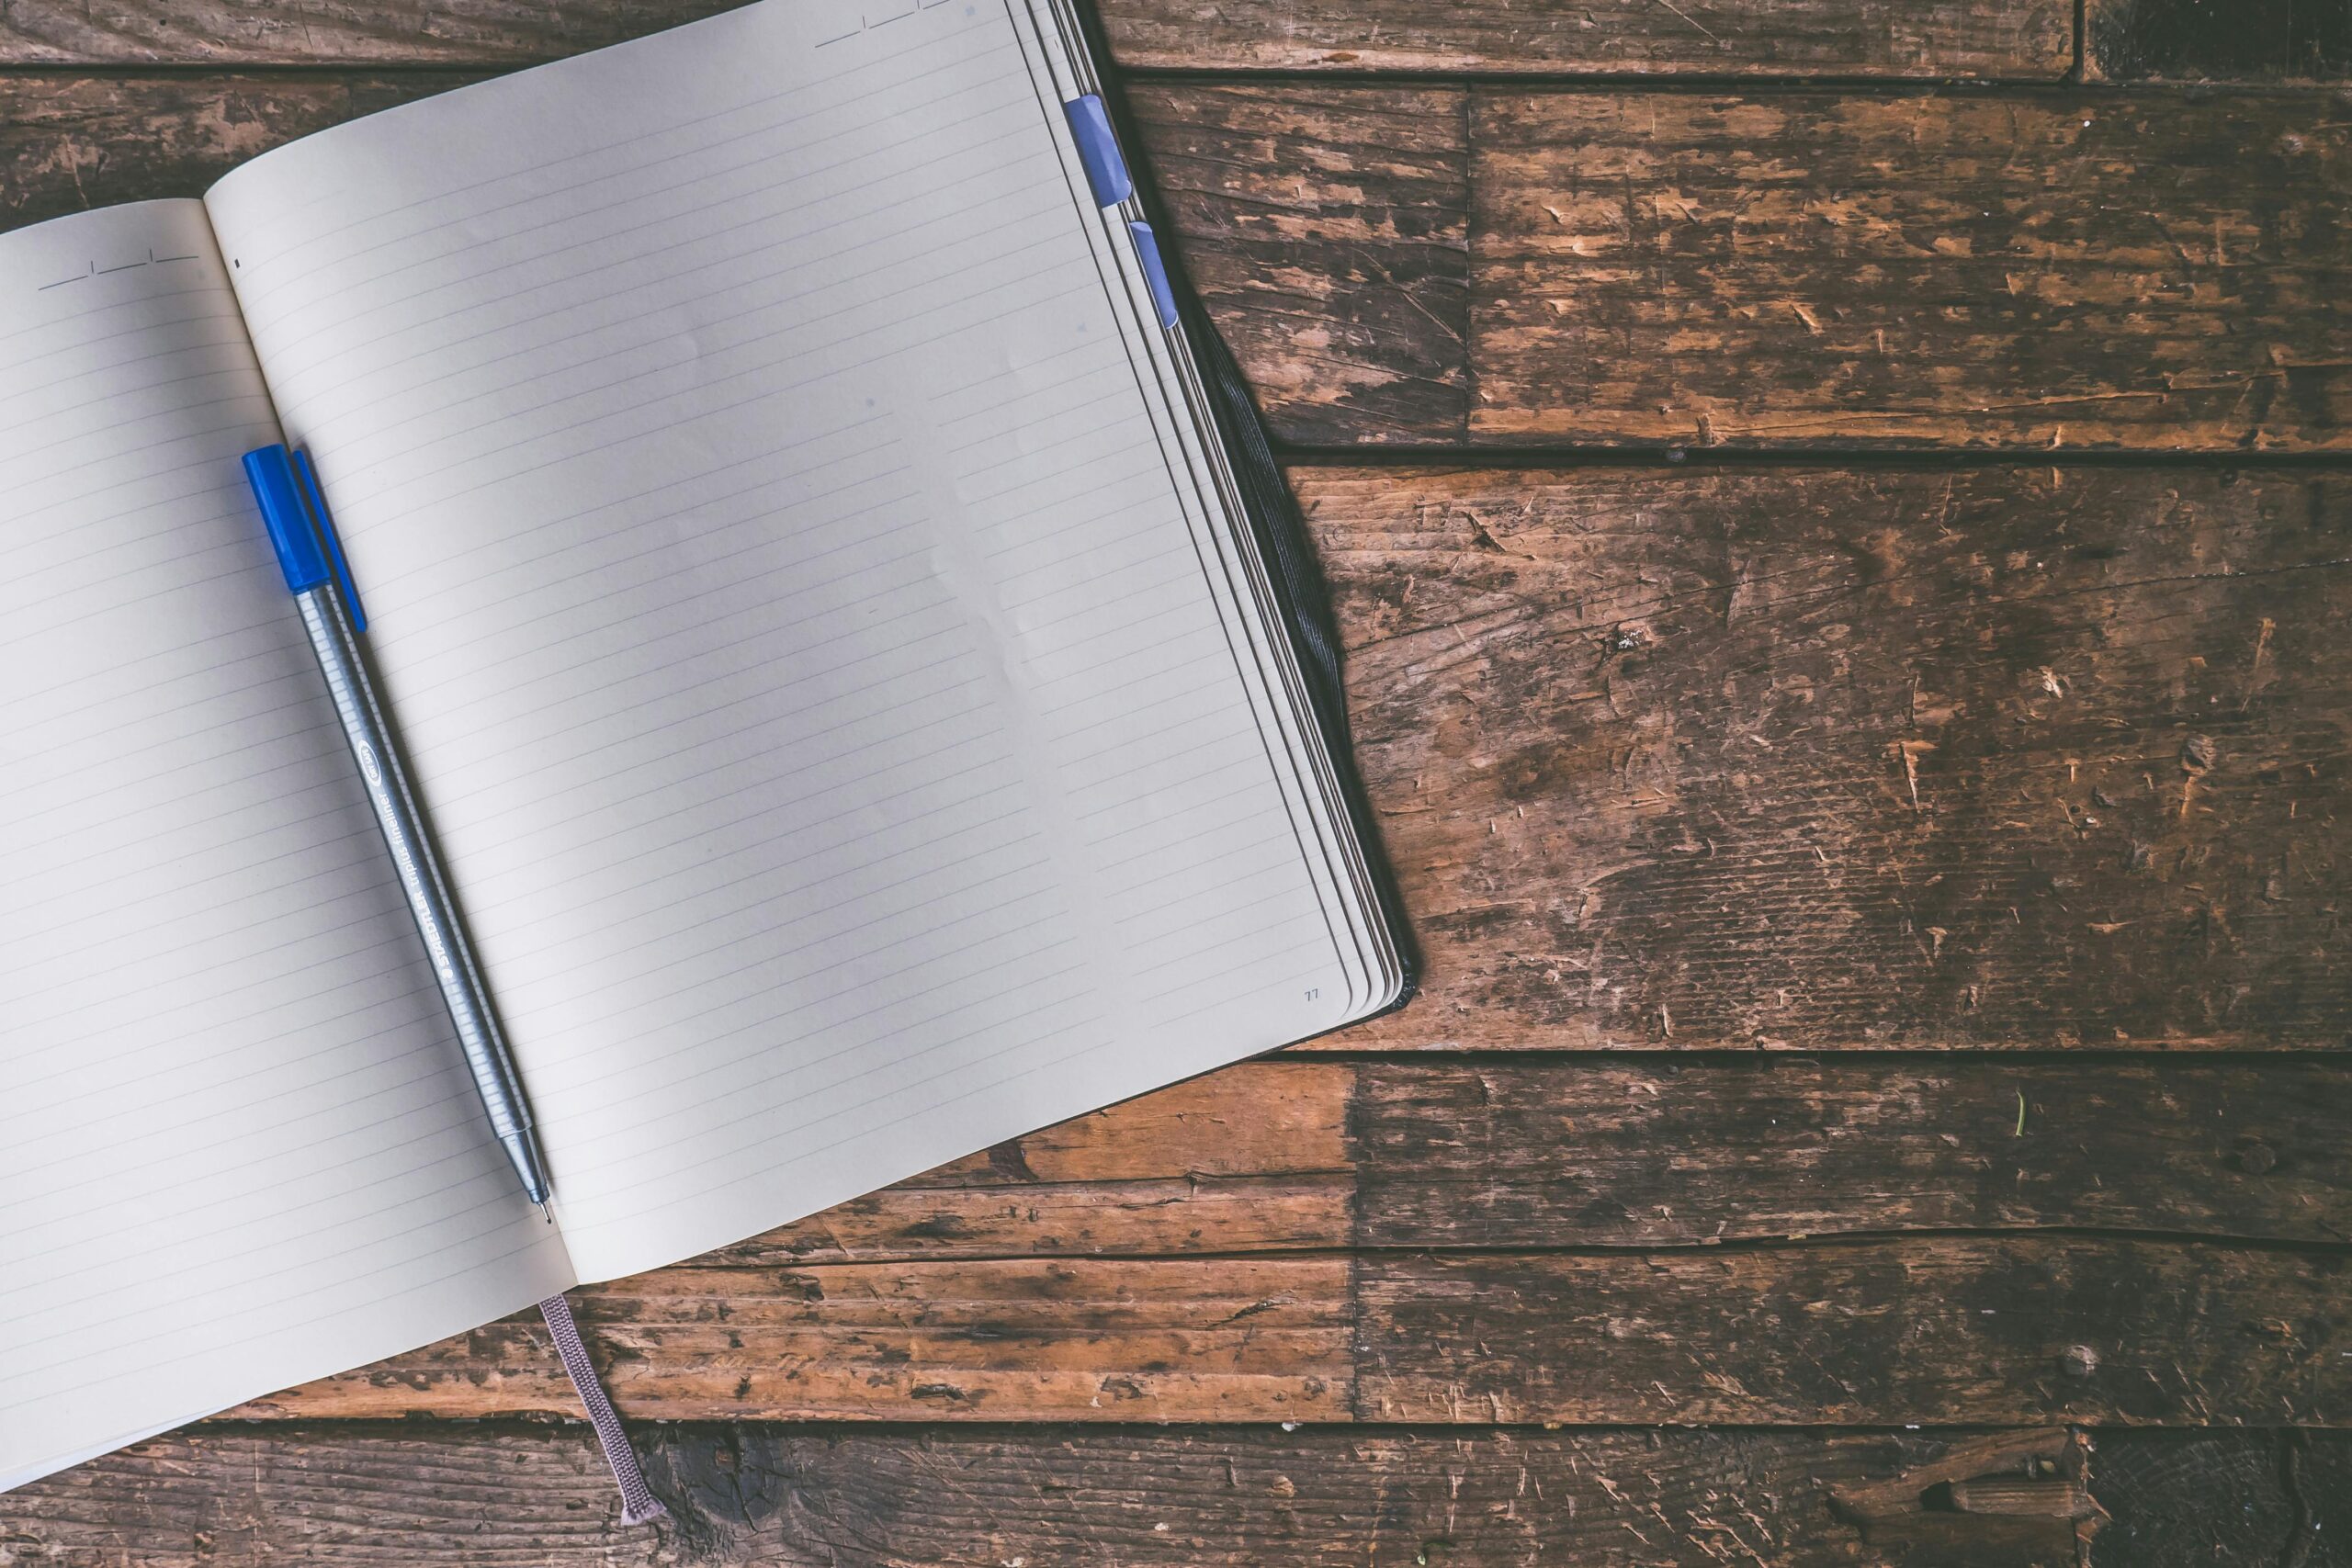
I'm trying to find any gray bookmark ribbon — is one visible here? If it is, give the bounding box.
[539,1293,667,1526]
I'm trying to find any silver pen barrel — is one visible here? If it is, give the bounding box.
[296,576,552,1210]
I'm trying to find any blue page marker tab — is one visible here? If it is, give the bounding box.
[1129,220,1179,330]
[294,448,368,632]
[1064,95,1132,208]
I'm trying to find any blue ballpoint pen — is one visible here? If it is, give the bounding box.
[243,444,555,1220]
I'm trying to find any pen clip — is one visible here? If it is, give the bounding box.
[294,449,368,633]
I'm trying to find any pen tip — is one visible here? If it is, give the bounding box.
[538,1201,554,1224]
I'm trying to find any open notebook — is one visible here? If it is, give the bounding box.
[0,0,1410,1491]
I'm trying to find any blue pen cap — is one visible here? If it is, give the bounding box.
[243,444,332,595]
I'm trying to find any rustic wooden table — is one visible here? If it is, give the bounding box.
[5,1,2349,1562]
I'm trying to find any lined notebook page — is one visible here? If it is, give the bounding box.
[0,202,574,1490]
[206,0,1359,1281]
[1019,0,1392,1021]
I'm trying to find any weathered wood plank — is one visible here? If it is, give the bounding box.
[1125,84,1470,446]
[0,76,1464,449]
[435,1051,2352,1280]
[1307,465,2352,1049]
[2086,0,2352,82]
[1471,90,2352,451]
[1352,1059,2352,1249]
[633,1055,2352,1268]
[714,1168,1351,1264]
[0,0,2080,76]
[0,73,471,227]
[6,1425,2344,1566]
[238,1257,1354,1422]
[1107,0,2075,77]
[2093,1429,2352,1565]
[1358,1239,2352,1427]
[220,1235,2346,1424]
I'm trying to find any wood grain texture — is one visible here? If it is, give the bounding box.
[2092,1430,2352,1566]
[6,1426,2346,1565]
[215,1235,2348,1424]
[1353,1058,2352,1248]
[238,1257,1354,1422]
[1107,0,2075,76]
[0,1426,2053,1567]
[2086,0,2352,82]
[1306,465,2352,1049]
[0,73,469,227]
[1471,91,2352,451]
[0,0,2078,76]
[1358,1238,2352,1427]
[727,1055,2352,1265]
[1125,84,1471,446]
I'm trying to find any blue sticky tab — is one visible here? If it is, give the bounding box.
[243,445,332,595]
[1128,221,1178,330]
[294,448,367,632]
[1064,95,1132,208]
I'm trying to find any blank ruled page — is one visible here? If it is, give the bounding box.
[0,202,574,1492]
[205,0,1362,1281]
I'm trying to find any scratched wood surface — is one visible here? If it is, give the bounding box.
[4,0,2351,1563]
[221,1237,2341,1426]
[694,1056,2352,1262]
[1312,465,2352,1051]
[2083,0,2352,82]
[10,1426,2344,1566]
[1467,92,2352,451]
